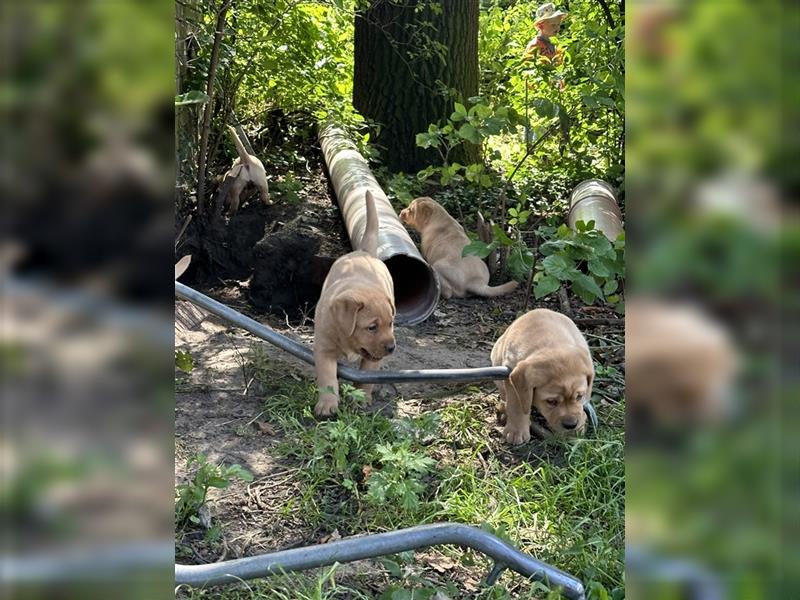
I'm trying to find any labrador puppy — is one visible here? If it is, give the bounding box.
[491,309,594,444]
[399,197,518,299]
[313,191,396,417]
[625,298,736,434]
[217,125,270,214]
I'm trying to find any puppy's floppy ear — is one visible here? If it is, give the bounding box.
[335,291,365,336]
[509,356,538,399]
[416,201,434,225]
[582,351,595,393]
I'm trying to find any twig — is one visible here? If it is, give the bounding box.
[196,0,232,215]
[573,317,624,326]
[583,332,624,346]
[558,286,572,317]
[595,0,617,29]
[175,214,192,249]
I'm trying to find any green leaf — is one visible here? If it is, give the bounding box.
[416,132,439,149]
[603,278,619,295]
[462,240,495,259]
[534,275,561,299]
[532,98,555,118]
[491,223,513,246]
[542,254,575,280]
[572,273,604,303]
[587,258,611,278]
[175,91,209,106]
[450,111,465,122]
[175,350,193,373]
[457,123,481,144]
[454,102,467,116]
[507,246,533,280]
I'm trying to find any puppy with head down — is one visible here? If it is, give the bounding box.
[313,191,396,417]
[217,125,270,214]
[492,309,594,444]
[399,197,518,299]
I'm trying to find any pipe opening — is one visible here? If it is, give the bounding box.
[383,254,439,326]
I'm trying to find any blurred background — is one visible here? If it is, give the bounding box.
[1,0,797,598]
[1,1,175,598]
[625,0,797,598]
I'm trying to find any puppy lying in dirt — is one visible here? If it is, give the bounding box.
[313,191,396,417]
[399,197,518,299]
[216,125,270,214]
[492,309,594,444]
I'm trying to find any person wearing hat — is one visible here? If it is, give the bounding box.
[523,3,568,64]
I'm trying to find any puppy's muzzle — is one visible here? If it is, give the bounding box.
[384,343,396,355]
[561,417,579,430]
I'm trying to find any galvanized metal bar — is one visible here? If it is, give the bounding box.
[176,281,511,384]
[175,523,585,599]
[0,542,173,582]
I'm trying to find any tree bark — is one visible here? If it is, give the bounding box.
[353,0,479,173]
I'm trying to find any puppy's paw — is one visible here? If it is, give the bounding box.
[314,395,339,418]
[504,425,531,445]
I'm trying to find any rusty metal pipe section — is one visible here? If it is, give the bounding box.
[567,179,624,241]
[319,125,439,325]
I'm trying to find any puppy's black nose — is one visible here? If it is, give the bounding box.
[385,343,396,355]
[561,418,579,430]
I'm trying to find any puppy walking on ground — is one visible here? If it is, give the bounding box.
[399,197,518,299]
[216,125,270,214]
[492,309,594,444]
[313,191,396,417]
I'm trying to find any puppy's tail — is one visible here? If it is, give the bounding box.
[467,280,519,297]
[360,190,379,256]
[227,125,251,163]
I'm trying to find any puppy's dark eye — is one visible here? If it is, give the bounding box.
[546,398,559,406]
[367,323,378,332]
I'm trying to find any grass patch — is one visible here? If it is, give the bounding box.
[178,353,625,598]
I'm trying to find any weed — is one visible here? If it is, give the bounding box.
[175,453,253,529]
[175,349,193,373]
[365,442,436,512]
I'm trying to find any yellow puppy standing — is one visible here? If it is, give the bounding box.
[492,309,594,444]
[399,197,518,299]
[313,191,396,417]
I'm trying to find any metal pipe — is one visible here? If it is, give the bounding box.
[566,179,624,241]
[176,281,511,383]
[0,542,173,582]
[175,523,585,599]
[319,125,440,326]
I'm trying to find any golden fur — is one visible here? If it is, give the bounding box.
[491,309,594,444]
[399,197,518,299]
[313,191,395,417]
[217,125,270,213]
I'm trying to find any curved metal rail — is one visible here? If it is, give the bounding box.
[176,523,585,599]
[176,281,511,384]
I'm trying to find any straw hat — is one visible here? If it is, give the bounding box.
[534,3,568,25]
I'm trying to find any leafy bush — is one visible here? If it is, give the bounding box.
[175,453,253,528]
[534,221,625,307]
[415,99,524,187]
[366,442,436,512]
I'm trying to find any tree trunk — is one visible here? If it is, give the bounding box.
[353,0,479,173]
